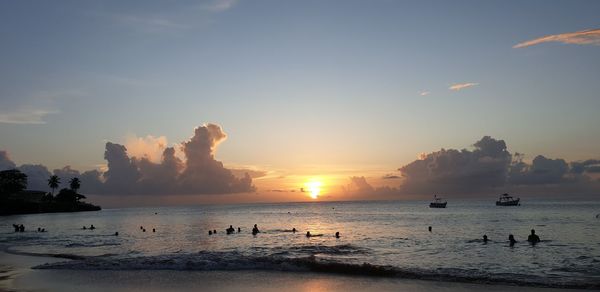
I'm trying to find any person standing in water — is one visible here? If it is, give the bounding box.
[509,234,517,247]
[483,234,488,243]
[252,224,259,235]
[527,229,540,245]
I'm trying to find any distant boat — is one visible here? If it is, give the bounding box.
[429,195,447,208]
[496,193,520,206]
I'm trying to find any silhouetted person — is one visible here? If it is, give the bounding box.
[428,226,432,232]
[41,228,45,232]
[209,230,213,235]
[19,224,24,232]
[140,226,143,230]
[527,229,540,245]
[115,232,119,236]
[335,232,340,238]
[13,224,19,232]
[90,225,96,230]
[252,224,259,235]
[143,228,146,232]
[38,227,41,232]
[292,228,296,233]
[213,229,217,234]
[483,234,488,243]
[238,227,241,233]
[227,225,235,234]
[153,228,156,233]
[509,234,517,247]
[306,231,311,237]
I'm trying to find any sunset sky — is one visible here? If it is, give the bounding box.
[1,1,599,206]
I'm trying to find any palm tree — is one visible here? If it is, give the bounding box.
[47,175,60,196]
[69,177,81,193]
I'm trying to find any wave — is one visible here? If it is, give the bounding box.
[32,251,600,289]
[65,242,121,248]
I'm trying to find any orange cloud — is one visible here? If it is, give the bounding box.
[449,82,478,91]
[514,28,600,48]
[125,135,168,163]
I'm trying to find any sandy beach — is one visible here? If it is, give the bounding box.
[0,251,591,292]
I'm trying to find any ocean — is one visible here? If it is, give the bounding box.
[1,200,599,289]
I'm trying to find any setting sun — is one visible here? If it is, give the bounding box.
[304,180,323,199]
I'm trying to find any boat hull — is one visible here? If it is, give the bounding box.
[496,199,520,206]
[429,202,447,208]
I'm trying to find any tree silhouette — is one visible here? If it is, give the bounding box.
[48,175,60,196]
[0,169,28,196]
[69,177,81,193]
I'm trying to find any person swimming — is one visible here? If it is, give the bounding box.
[306,231,311,237]
[483,234,488,243]
[509,234,517,247]
[428,226,432,232]
[90,225,96,230]
[152,228,156,233]
[238,227,241,233]
[209,230,213,235]
[527,229,540,245]
[115,232,119,236]
[335,232,340,238]
[226,225,235,234]
[292,228,296,233]
[82,226,87,230]
[252,224,259,235]
[213,229,217,234]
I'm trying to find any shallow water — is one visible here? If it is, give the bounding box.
[1,200,599,288]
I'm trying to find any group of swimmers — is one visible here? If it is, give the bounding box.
[139,226,156,233]
[208,224,341,239]
[484,229,541,246]
[12,224,25,232]
[82,224,96,230]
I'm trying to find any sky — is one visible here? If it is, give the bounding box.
[1,0,599,206]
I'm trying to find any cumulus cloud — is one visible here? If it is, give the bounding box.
[395,136,600,197]
[124,135,169,163]
[0,151,16,170]
[17,164,52,191]
[514,28,600,48]
[0,123,255,196]
[449,83,478,91]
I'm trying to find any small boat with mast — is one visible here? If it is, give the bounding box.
[496,193,520,206]
[429,195,447,208]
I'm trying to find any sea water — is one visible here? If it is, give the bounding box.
[1,200,599,288]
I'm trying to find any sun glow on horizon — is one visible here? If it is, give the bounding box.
[304,180,323,199]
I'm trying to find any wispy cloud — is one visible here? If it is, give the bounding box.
[203,0,238,13]
[113,14,191,33]
[514,28,600,48]
[419,91,431,96]
[0,108,58,124]
[449,82,478,91]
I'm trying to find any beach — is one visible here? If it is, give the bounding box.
[1,251,590,292]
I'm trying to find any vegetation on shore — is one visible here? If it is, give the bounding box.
[0,169,101,215]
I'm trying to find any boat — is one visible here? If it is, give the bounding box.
[429,195,447,208]
[496,193,520,206]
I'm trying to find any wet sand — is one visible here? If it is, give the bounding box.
[0,251,588,292]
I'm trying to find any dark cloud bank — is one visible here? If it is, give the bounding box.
[1,124,254,195]
[348,136,600,198]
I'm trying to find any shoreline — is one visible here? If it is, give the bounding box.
[0,251,590,292]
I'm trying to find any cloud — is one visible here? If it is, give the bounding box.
[203,0,238,12]
[514,28,600,48]
[419,91,431,96]
[509,155,569,185]
[398,136,511,194]
[113,14,191,33]
[382,174,401,179]
[0,151,16,170]
[0,123,255,196]
[449,83,478,91]
[0,108,58,124]
[17,164,52,191]
[125,135,169,163]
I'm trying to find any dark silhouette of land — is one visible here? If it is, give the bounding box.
[0,169,101,215]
